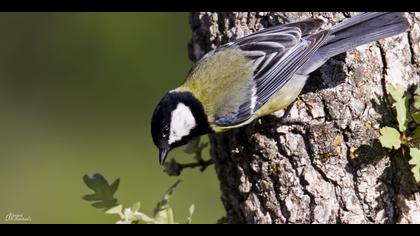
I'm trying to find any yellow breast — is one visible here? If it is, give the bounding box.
[254,74,308,118]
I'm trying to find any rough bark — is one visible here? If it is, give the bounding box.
[188,12,420,224]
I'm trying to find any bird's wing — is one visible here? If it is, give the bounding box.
[213,20,330,127]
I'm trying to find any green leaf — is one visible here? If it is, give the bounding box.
[414,95,420,110]
[387,83,409,132]
[82,194,101,201]
[387,83,405,101]
[106,205,122,215]
[131,211,155,224]
[396,96,409,132]
[153,180,181,217]
[409,148,420,183]
[413,112,420,124]
[184,137,200,154]
[198,142,209,153]
[121,206,159,224]
[379,127,402,149]
[154,208,175,224]
[413,127,420,140]
[131,202,141,212]
[123,208,135,222]
[82,173,119,210]
[414,82,420,109]
[186,204,195,224]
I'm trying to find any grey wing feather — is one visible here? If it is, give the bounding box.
[215,20,329,127]
[214,12,409,127]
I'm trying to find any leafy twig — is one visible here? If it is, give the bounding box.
[164,158,214,176]
[83,174,195,224]
[164,137,214,176]
[379,83,420,183]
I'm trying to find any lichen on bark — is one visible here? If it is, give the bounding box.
[188,12,420,224]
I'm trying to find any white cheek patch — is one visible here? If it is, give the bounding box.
[168,103,197,144]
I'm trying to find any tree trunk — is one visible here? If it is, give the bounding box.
[188,12,420,224]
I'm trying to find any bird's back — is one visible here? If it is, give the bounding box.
[175,48,255,129]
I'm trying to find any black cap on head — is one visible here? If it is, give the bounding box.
[151,93,173,165]
[151,91,212,166]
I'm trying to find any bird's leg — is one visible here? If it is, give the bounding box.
[278,102,294,122]
[277,101,306,126]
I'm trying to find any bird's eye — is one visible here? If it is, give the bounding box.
[161,126,169,138]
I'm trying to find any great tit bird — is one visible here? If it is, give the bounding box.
[152,12,409,165]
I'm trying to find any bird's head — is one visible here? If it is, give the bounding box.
[151,91,212,165]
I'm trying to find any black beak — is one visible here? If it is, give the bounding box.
[159,147,169,166]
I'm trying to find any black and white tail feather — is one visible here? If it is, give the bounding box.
[307,12,410,72]
[212,12,409,127]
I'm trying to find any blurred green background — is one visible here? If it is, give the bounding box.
[0,13,224,224]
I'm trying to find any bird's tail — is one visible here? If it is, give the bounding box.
[318,12,410,59]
